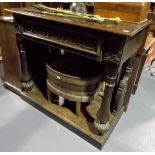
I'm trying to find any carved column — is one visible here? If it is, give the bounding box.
[123,56,138,111]
[15,20,33,91]
[112,57,134,114]
[94,63,117,135]
[16,36,33,91]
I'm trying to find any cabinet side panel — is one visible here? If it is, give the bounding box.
[0,20,21,92]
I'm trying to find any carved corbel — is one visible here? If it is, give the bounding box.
[14,21,23,34]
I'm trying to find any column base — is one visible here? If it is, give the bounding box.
[94,119,110,135]
[21,80,33,91]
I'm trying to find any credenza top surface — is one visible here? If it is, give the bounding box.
[6,7,152,37]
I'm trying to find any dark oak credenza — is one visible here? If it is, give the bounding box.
[1,7,152,149]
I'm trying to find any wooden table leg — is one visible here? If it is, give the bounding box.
[94,63,117,135]
[124,56,141,111]
[47,86,52,102]
[113,57,134,114]
[132,51,147,94]
[16,35,33,91]
[76,102,81,116]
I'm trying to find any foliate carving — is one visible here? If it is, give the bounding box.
[15,24,23,34]
[103,34,125,64]
[103,54,120,64]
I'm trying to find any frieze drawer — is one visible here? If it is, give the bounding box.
[18,20,103,58]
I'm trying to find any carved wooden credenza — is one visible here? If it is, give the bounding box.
[2,7,151,149]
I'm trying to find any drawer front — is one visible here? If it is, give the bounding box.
[14,15,103,60]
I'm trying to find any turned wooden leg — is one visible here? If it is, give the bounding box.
[17,37,33,91]
[124,57,138,111]
[47,87,52,102]
[76,102,81,116]
[20,48,33,91]
[132,52,147,94]
[94,75,116,135]
[113,57,134,114]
